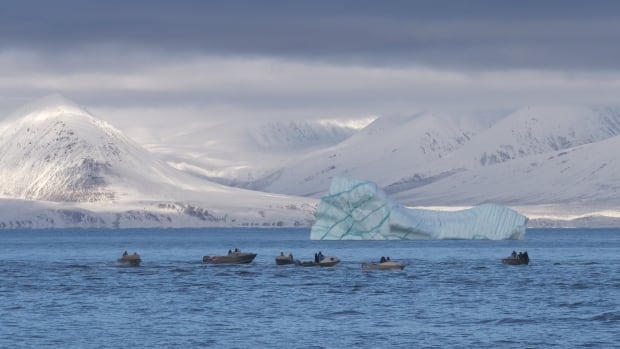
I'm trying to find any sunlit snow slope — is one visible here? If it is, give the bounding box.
[386,106,620,196]
[0,96,316,228]
[143,118,359,187]
[253,112,480,196]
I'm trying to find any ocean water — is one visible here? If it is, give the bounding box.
[1,228,619,348]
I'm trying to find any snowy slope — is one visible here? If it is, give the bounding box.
[0,95,191,201]
[385,105,620,194]
[0,96,317,228]
[392,133,620,208]
[443,105,620,168]
[5,96,620,228]
[143,118,359,186]
[252,112,480,196]
[217,104,620,226]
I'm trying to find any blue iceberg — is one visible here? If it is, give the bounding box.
[310,177,528,240]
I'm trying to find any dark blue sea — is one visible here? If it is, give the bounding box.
[1,228,619,348]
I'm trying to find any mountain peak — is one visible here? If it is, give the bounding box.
[3,94,95,126]
[0,96,155,202]
[0,94,123,144]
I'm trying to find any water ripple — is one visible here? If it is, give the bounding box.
[1,228,619,348]
[590,311,620,322]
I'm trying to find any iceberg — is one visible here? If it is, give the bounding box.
[310,177,528,240]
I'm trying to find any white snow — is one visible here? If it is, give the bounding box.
[3,96,620,229]
[392,133,620,207]
[141,118,361,186]
[0,96,317,228]
[310,177,528,240]
[254,112,481,196]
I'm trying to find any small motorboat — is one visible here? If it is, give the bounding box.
[203,249,257,264]
[501,257,529,265]
[118,251,141,266]
[275,253,295,265]
[502,251,529,265]
[361,260,405,270]
[295,256,341,267]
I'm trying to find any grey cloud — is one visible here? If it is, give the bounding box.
[1,0,620,70]
[2,0,620,130]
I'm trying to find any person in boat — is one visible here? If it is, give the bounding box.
[518,252,523,259]
[380,256,386,263]
[318,251,324,261]
[280,251,284,256]
[314,253,319,263]
[511,251,517,258]
[523,251,529,263]
[123,251,128,256]
[289,252,293,260]
[387,257,391,261]
[228,249,232,255]
[234,248,239,252]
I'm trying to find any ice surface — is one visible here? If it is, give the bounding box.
[310,177,528,240]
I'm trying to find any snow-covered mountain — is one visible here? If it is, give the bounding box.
[384,105,620,195]
[172,104,620,227]
[248,112,481,196]
[0,96,316,228]
[3,96,620,228]
[0,96,184,202]
[393,134,620,206]
[142,118,360,186]
[464,106,620,165]
[389,133,620,227]
[432,105,620,169]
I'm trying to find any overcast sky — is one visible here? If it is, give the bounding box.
[1,0,619,135]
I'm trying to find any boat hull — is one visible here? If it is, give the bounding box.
[117,254,141,266]
[295,256,340,267]
[275,256,295,265]
[502,257,529,265]
[295,260,318,267]
[203,252,257,264]
[362,261,405,270]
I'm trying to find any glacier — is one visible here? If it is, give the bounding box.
[310,177,528,240]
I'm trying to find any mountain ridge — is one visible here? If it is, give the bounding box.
[3,96,620,228]
[0,97,317,228]
[248,112,481,196]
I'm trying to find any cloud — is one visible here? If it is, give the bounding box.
[1,1,619,133]
[1,1,620,70]
[1,48,620,127]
